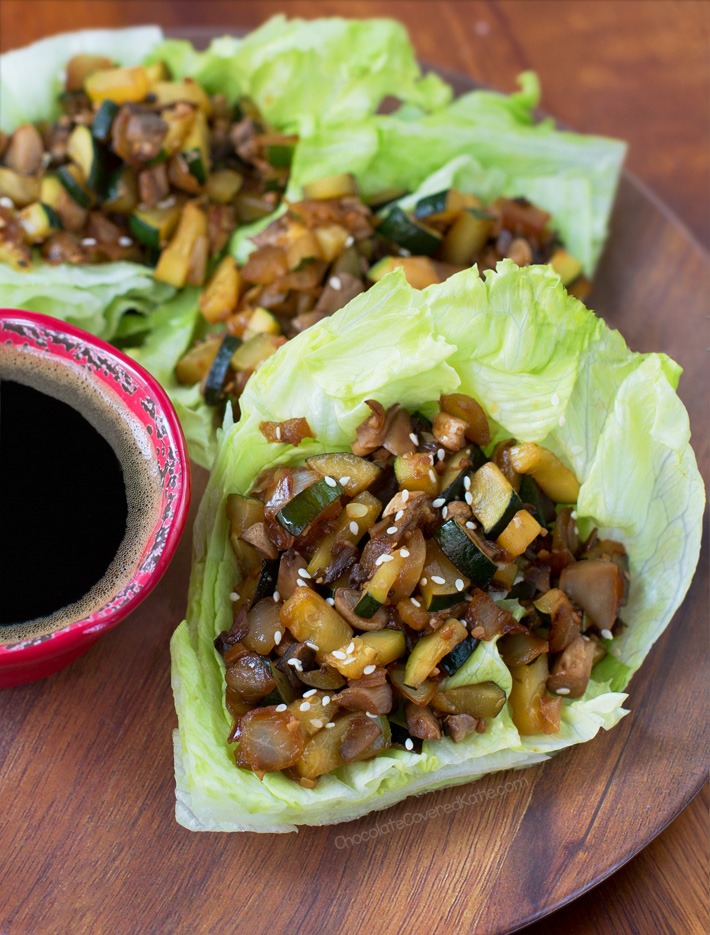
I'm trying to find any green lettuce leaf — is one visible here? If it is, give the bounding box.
[289,73,626,274]
[146,16,451,132]
[172,261,703,830]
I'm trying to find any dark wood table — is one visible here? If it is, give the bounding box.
[1,3,707,933]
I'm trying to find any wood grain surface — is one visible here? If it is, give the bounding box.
[0,3,708,934]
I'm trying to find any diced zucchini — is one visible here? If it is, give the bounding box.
[302,173,358,200]
[276,477,344,538]
[244,307,281,340]
[154,201,208,287]
[295,712,390,779]
[205,168,243,204]
[84,66,151,105]
[280,588,353,662]
[175,336,222,386]
[307,492,381,577]
[67,124,106,193]
[152,79,212,114]
[367,255,443,289]
[203,335,241,406]
[92,100,120,143]
[468,462,524,539]
[39,175,63,210]
[508,654,561,735]
[403,619,468,688]
[438,635,480,677]
[440,208,494,265]
[353,551,407,618]
[394,452,438,495]
[389,664,438,705]
[102,166,139,214]
[18,202,61,243]
[229,334,281,373]
[549,248,583,287]
[518,474,554,527]
[508,443,580,503]
[261,663,298,708]
[324,637,378,679]
[438,445,487,503]
[419,540,469,611]
[160,106,197,159]
[199,255,240,323]
[286,690,338,737]
[129,199,183,250]
[496,509,543,558]
[0,168,39,207]
[180,110,210,184]
[57,164,93,209]
[432,681,506,718]
[378,206,442,256]
[313,224,349,263]
[306,452,381,497]
[434,519,497,588]
[359,629,406,666]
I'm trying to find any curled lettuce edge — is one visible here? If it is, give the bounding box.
[171,261,704,831]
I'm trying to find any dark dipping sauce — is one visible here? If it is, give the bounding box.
[0,379,127,625]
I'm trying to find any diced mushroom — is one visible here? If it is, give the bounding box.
[225,651,277,704]
[547,634,597,698]
[432,412,468,452]
[234,707,305,774]
[559,559,625,632]
[111,105,167,165]
[444,713,482,742]
[4,124,45,176]
[241,522,280,560]
[138,163,170,208]
[352,401,416,457]
[405,702,442,741]
[336,679,393,715]
[314,272,364,315]
[334,588,389,631]
[339,715,383,762]
[465,588,528,640]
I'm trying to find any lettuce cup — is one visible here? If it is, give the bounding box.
[171,261,703,831]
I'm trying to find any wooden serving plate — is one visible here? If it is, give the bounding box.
[1,69,707,935]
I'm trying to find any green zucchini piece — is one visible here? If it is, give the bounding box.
[518,474,555,527]
[203,334,241,406]
[434,518,497,588]
[377,206,442,256]
[230,333,279,371]
[261,662,297,707]
[265,143,295,168]
[413,189,450,220]
[67,124,106,193]
[439,635,480,677]
[352,592,383,620]
[439,445,487,503]
[128,200,182,250]
[57,164,92,208]
[404,619,468,688]
[92,100,120,143]
[365,187,408,211]
[253,558,280,605]
[18,202,61,242]
[102,166,138,214]
[305,452,381,497]
[276,477,344,537]
[353,551,406,618]
[181,110,210,184]
[469,462,524,539]
[432,681,507,719]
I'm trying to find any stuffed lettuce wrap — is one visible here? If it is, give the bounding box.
[171,261,703,831]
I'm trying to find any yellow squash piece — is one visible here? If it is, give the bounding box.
[154,201,208,288]
[84,66,151,104]
[508,442,580,503]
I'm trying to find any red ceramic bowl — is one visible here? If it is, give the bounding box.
[0,309,191,687]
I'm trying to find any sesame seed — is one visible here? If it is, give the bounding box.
[395,510,404,521]
[375,553,394,566]
[0,196,14,208]
[303,688,317,698]
[325,722,335,729]
[346,642,355,654]
[463,475,472,490]
[387,526,398,535]
[455,578,465,591]
[551,393,560,406]
[329,276,342,290]
[299,701,311,711]
[349,521,359,535]
[310,719,323,729]
[432,498,445,508]
[400,548,410,558]
[570,510,578,520]
[429,470,438,483]
[324,475,337,487]
[409,433,419,445]
[81,237,97,247]
[347,503,368,518]
[345,235,355,247]
[275,425,282,440]
[229,592,240,601]
[275,704,287,712]
[420,577,428,586]
[296,579,309,587]
[339,476,351,486]
[437,448,445,461]
[157,195,176,209]
[298,567,311,579]
[441,506,448,519]
[118,235,133,247]
[273,591,281,602]
[326,597,336,606]
[400,247,411,257]
[466,521,475,529]
[306,641,319,651]
[465,492,473,505]
[274,632,283,647]
[431,575,446,585]
[601,629,614,640]
[287,658,303,671]
[404,738,414,751]
[322,696,331,706]
[332,650,346,660]
[363,664,376,675]
[402,490,410,502]
[366,712,378,719]
[556,687,571,695]
[343,656,355,665]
